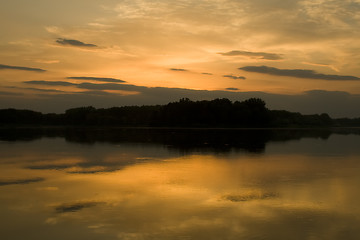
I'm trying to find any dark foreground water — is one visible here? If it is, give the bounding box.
[0,128,360,240]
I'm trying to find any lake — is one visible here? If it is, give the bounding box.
[1,128,360,240]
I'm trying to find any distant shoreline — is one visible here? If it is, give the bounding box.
[1,125,360,129]
[1,98,360,128]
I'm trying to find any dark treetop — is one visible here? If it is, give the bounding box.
[0,97,357,127]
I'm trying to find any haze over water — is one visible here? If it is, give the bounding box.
[0,128,360,240]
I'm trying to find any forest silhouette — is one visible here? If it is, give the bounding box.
[0,98,359,127]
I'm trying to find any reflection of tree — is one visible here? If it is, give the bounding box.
[63,128,272,153]
[0,127,336,154]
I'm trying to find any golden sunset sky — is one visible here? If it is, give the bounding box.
[1,0,360,117]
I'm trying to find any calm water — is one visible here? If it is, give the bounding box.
[1,128,360,240]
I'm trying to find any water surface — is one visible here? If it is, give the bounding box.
[1,128,360,240]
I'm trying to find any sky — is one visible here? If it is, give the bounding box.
[1,0,360,117]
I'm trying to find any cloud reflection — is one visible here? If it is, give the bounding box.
[223,192,278,202]
[1,133,360,239]
[54,201,102,213]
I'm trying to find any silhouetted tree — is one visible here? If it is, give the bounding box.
[0,98,353,127]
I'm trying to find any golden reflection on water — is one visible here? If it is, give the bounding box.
[1,139,360,239]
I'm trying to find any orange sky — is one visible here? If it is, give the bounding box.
[1,0,360,117]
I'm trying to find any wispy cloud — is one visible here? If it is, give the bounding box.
[0,177,45,186]
[67,77,126,83]
[239,66,360,80]
[223,75,246,80]
[25,88,66,93]
[24,81,77,86]
[77,90,115,96]
[219,50,283,60]
[76,82,147,92]
[23,81,145,92]
[6,86,66,93]
[56,38,97,48]
[202,72,213,75]
[170,68,188,72]
[302,62,339,72]
[0,64,46,72]
[0,91,24,96]
[34,59,60,64]
[27,165,70,170]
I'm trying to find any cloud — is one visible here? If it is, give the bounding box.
[67,77,126,83]
[24,81,77,86]
[78,90,115,96]
[239,66,360,80]
[23,80,143,92]
[25,88,66,93]
[34,59,60,64]
[226,88,239,91]
[302,62,339,72]
[23,81,148,94]
[56,38,97,48]
[170,68,188,71]
[6,86,66,93]
[219,50,283,60]
[77,82,146,92]
[202,72,213,75]
[27,165,70,170]
[0,91,24,96]
[0,177,45,186]
[223,75,246,80]
[0,64,46,72]
[67,169,111,174]
[54,201,101,213]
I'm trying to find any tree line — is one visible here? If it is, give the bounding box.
[0,97,357,127]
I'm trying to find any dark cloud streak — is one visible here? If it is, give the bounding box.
[56,38,97,48]
[170,68,188,71]
[78,90,114,96]
[219,50,283,60]
[0,91,24,96]
[239,65,360,80]
[0,64,46,72]
[223,75,246,80]
[67,77,126,83]
[77,82,146,92]
[24,81,77,86]
[0,177,45,186]
[6,86,66,93]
